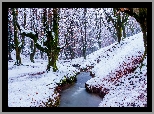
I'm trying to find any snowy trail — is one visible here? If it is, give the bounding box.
[8,61,47,83]
[8,71,46,83]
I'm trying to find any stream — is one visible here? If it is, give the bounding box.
[59,72,103,107]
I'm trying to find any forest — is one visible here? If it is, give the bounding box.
[8,8,147,107]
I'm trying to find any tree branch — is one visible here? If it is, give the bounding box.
[14,20,48,53]
[115,8,140,23]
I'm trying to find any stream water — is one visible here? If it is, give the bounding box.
[59,72,102,107]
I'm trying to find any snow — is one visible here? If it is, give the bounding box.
[20,26,36,35]
[98,58,147,107]
[36,40,46,48]
[111,15,117,20]
[52,32,54,37]
[8,32,147,107]
[84,32,147,107]
[18,42,22,47]
[8,58,79,107]
[71,32,144,73]
[68,32,146,107]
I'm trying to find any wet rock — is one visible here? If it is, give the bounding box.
[80,66,94,72]
[85,83,90,92]
[99,88,110,98]
[72,64,81,67]
[85,83,102,94]
[90,71,95,77]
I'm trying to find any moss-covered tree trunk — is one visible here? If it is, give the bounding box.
[44,8,60,72]
[121,13,129,38]
[47,52,52,71]
[15,47,22,65]
[50,8,60,72]
[15,8,61,72]
[115,10,122,43]
[117,26,122,43]
[12,8,22,65]
[45,39,60,72]
[51,48,60,72]
[122,25,126,38]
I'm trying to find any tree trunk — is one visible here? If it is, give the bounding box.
[14,8,60,72]
[83,8,87,59]
[83,46,86,59]
[122,24,126,38]
[16,47,21,65]
[40,51,43,59]
[13,8,22,65]
[45,8,60,72]
[8,52,13,61]
[47,53,52,71]
[51,49,59,72]
[117,12,122,43]
[22,8,26,54]
[121,13,128,39]
[46,46,60,72]
[140,23,147,50]
[8,8,13,60]
[30,40,36,63]
[140,22,147,63]
[98,17,102,48]
[117,26,122,43]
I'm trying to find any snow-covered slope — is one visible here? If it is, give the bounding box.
[98,57,147,107]
[84,32,147,107]
[86,32,144,84]
[71,32,144,70]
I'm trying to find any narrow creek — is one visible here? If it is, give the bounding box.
[58,72,103,107]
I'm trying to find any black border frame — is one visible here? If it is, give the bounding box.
[3,2,152,112]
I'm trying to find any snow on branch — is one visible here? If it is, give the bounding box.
[15,21,48,53]
[111,15,117,20]
[20,26,36,35]
[18,42,23,48]
[37,40,46,49]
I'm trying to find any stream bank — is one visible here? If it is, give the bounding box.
[58,72,102,107]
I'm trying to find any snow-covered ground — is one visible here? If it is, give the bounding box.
[84,32,147,107]
[8,32,147,107]
[8,56,79,107]
[98,58,147,107]
[72,32,144,69]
